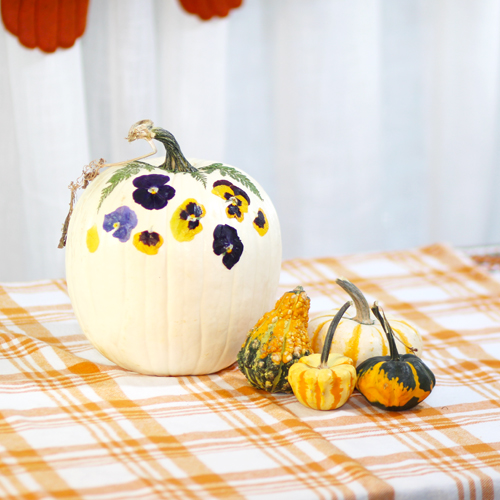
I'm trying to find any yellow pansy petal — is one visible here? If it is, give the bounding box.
[253,209,269,236]
[212,182,233,201]
[133,231,164,255]
[170,199,205,242]
[86,225,99,253]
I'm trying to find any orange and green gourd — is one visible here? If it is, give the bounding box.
[237,286,312,393]
[356,303,436,411]
[288,301,357,410]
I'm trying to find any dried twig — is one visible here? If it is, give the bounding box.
[58,159,105,249]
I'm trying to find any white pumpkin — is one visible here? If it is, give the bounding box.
[66,121,282,376]
[308,278,423,367]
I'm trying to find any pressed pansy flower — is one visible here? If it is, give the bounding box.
[253,209,269,236]
[133,230,164,255]
[212,180,250,222]
[213,224,244,270]
[133,174,175,210]
[103,206,138,242]
[86,225,99,252]
[170,198,206,242]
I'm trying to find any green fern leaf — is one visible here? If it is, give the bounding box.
[98,161,156,210]
[199,163,263,200]
[164,168,207,188]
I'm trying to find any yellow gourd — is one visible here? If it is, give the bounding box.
[289,302,356,410]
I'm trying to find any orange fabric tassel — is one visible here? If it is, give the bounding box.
[1,0,21,35]
[36,0,58,52]
[18,0,37,49]
[1,0,241,53]
[178,0,242,21]
[1,0,89,52]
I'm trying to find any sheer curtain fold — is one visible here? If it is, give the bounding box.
[1,0,500,281]
[423,0,500,246]
[1,31,90,281]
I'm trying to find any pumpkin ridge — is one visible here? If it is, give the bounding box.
[328,371,343,408]
[312,319,330,351]
[377,327,389,356]
[391,324,419,354]
[296,368,309,405]
[217,265,243,374]
[343,323,363,366]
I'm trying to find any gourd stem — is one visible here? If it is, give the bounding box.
[371,302,400,361]
[125,119,198,173]
[151,127,198,173]
[320,301,351,368]
[336,278,374,325]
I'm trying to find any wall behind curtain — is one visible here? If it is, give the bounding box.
[1,0,500,282]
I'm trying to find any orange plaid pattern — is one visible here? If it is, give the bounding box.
[1,243,500,499]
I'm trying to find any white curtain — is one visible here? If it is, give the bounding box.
[1,0,500,282]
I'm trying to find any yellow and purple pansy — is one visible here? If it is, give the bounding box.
[170,198,206,242]
[212,180,250,222]
[103,206,138,242]
[253,209,269,236]
[213,224,244,270]
[133,230,164,255]
[133,174,175,210]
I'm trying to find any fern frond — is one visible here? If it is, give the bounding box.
[188,169,208,187]
[98,161,156,210]
[199,163,263,200]
[165,168,208,188]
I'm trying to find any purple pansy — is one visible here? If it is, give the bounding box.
[132,174,175,210]
[213,224,244,270]
[103,206,138,242]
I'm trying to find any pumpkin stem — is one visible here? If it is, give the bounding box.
[152,128,197,173]
[336,278,374,325]
[319,301,351,368]
[125,119,197,173]
[371,302,400,361]
[96,120,159,169]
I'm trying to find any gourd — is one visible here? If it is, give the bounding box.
[288,302,357,410]
[308,278,422,367]
[237,286,312,393]
[356,303,436,411]
[65,120,282,376]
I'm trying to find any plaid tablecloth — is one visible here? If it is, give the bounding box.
[1,243,500,500]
